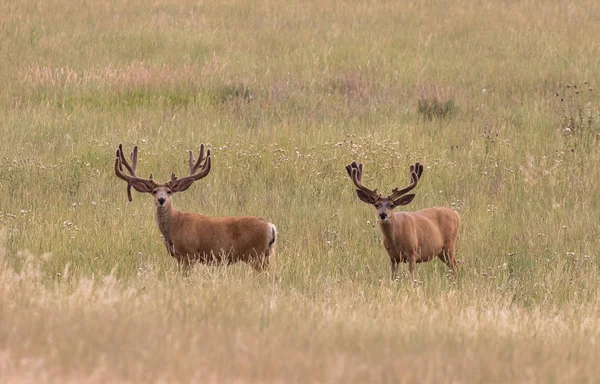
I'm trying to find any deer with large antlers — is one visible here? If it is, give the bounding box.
[115,144,277,271]
[346,161,459,280]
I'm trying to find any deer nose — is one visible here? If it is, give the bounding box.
[379,212,387,220]
[158,197,166,205]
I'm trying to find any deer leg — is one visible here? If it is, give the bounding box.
[390,259,399,281]
[251,255,269,272]
[177,255,193,275]
[249,249,269,272]
[164,239,175,257]
[251,259,268,272]
[438,247,458,274]
[447,242,458,273]
[408,252,417,281]
[385,247,401,281]
[438,250,451,268]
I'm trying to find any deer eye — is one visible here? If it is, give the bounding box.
[167,190,172,195]
[152,190,157,195]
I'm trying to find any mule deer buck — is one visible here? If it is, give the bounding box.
[115,144,277,271]
[345,161,459,280]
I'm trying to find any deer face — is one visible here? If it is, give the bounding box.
[124,178,173,208]
[356,193,416,221]
[152,184,174,208]
[373,197,395,221]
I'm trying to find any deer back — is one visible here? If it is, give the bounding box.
[387,207,459,261]
[168,213,274,261]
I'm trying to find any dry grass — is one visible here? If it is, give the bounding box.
[1,0,600,382]
[417,84,457,120]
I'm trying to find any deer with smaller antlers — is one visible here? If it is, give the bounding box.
[115,144,277,271]
[346,161,459,280]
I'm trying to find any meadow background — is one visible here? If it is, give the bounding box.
[1,0,600,382]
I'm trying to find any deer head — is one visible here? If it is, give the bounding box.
[345,161,423,221]
[115,144,211,208]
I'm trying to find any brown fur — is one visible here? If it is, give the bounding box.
[155,199,276,270]
[346,161,459,280]
[115,144,276,271]
[380,207,459,280]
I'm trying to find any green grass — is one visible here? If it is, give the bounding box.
[1,0,600,382]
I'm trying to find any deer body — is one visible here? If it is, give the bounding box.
[346,161,459,280]
[380,208,459,278]
[156,206,276,268]
[115,144,276,271]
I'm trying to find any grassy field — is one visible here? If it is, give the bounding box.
[1,0,600,382]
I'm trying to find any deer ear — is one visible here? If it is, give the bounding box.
[393,194,415,206]
[129,180,153,193]
[356,189,377,205]
[170,178,195,193]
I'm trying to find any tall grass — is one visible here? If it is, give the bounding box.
[1,0,600,382]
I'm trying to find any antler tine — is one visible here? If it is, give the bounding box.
[345,161,378,196]
[344,161,362,182]
[115,157,132,180]
[416,162,423,179]
[389,162,423,201]
[115,144,155,201]
[188,144,206,176]
[117,144,136,175]
[130,145,138,173]
[189,146,210,179]
[117,144,139,201]
[117,144,140,201]
[168,144,212,192]
[408,162,423,180]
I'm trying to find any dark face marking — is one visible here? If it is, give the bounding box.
[373,198,395,221]
[152,185,174,207]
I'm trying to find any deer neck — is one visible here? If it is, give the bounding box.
[154,203,178,241]
[379,216,396,241]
